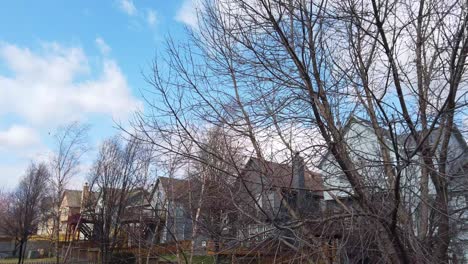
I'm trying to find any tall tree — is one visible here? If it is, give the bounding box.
[49,122,89,264]
[186,127,241,264]
[0,190,20,257]
[0,163,50,264]
[130,0,467,263]
[87,137,148,264]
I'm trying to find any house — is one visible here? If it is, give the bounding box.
[64,184,160,245]
[146,157,325,261]
[35,187,87,241]
[0,230,15,258]
[318,116,468,262]
[118,187,161,248]
[152,175,242,257]
[400,126,468,262]
[152,177,193,244]
[59,190,83,235]
[234,154,324,254]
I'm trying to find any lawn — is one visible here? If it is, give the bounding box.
[0,258,56,263]
[159,255,216,264]
[0,255,217,264]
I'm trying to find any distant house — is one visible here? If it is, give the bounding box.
[236,154,324,247]
[318,117,468,262]
[59,190,83,235]
[152,177,193,244]
[151,174,244,256]
[0,230,15,258]
[68,184,158,245]
[35,187,87,240]
[150,156,325,256]
[118,187,161,248]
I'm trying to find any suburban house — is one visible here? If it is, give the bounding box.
[0,230,15,258]
[152,177,193,244]
[236,155,324,243]
[119,187,161,248]
[35,187,88,240]
[152,174,241,256]
[318,116,468,262]
[59,190,83,235]
[150,156,326,259]
[63,184,160,245]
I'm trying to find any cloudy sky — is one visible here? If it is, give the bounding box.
[0,0,197,189]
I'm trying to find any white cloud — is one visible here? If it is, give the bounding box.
[0,125,40,149]
[0,164,27,189]
[147,9,157,27]
[0,41,142,189]
[117,1,159,31]
[175,0,199,28]
[0,145,52,189]
[0,42,142,125]
[118,0,137,16]
[95,37,111,55]
[0,125,50,189]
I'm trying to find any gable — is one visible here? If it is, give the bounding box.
[61,190,82,208]
[243,157,323,195]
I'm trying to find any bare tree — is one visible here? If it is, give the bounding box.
[49,122,89,264]
[0,163,50,264]
[87,137,148,264]
[185,127,242,264]
[0,190,21,258]
[129,0,467,263]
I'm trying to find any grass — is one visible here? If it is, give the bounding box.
[159,255,216,264]
[0,255,217,264]
[0,258,56,263]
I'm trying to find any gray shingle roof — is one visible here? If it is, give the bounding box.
[63,190,82,208]
[246,157,324,195]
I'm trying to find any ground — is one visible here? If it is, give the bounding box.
[0,256,216,264]
[159,255,216,263]
[0,258,55,263]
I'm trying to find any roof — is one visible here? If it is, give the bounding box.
[245,157,324,196]
[318,116,468,169]
[126,188,152,206]
[317,116,395,169]
[157,177,190,200]
[398,126,468,151]
[63,190,82,208]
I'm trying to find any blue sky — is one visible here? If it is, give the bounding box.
[0,0,197,189]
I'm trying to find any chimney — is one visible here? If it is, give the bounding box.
[81,182,89,211]
[293,152,305,189]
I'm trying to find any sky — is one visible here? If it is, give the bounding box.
[0,0,198,189]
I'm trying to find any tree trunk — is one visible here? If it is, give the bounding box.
[17,238,25,264]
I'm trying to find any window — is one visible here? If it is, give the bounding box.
[256,194,263,209]
[266,192,275,209]
[162,228,167,242]
[222,214,229,225]
[249,225,258,237]
[257,225,264,236]
[201,240,207,247]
